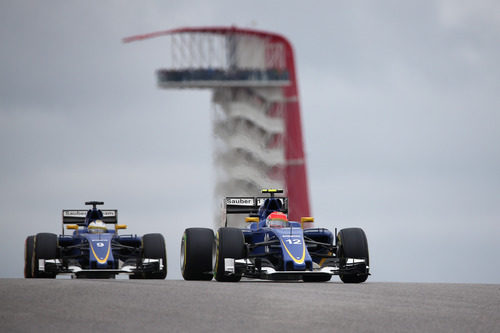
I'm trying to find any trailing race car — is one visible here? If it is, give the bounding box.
[24,201,167,279]
[180,189,369,283]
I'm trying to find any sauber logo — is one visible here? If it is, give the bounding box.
[63,210,116,217]
[63,210,87,217]
[226,198,254,206]
[95,242,105,248]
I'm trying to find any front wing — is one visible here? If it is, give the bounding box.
[222,257,369,281]
[39,258,165,278]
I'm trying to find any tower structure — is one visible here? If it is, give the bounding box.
[124,27,311,228]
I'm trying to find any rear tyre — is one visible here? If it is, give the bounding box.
[142,233,167,279]
[33,233,58,278]
[181,228,214,281]
[24,236,35,278]
[337,228,369,283]
[214,227,246,282]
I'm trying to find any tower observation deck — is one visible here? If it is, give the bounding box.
[124,27,311,228]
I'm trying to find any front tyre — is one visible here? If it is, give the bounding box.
[337,228,369,283]
[142,233,167,279]
[33,233,58,278]
[181,228,214,281]
[214,228,246,282]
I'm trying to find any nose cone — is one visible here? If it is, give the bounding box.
[274,228,312,270]
[85,234,114,267]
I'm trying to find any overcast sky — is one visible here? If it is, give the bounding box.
[1,1,499,283]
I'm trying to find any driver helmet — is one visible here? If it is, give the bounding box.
[88,220,106,233]
[266,211,289,228]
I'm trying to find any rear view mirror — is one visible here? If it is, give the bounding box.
[300,217,314,229]
[245,217,259,223]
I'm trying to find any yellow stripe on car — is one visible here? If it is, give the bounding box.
[280,239,305,264]
[90,242,110,264]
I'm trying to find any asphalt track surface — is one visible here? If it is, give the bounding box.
[0,279,499,332]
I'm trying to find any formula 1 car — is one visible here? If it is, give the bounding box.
[180,189,370,283]
[24,201,167,279]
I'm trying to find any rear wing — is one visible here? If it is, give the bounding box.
[62,210,118,225]
[224,197,288,215]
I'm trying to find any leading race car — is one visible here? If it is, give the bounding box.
[24,201,167,279]
[180,189,370,283]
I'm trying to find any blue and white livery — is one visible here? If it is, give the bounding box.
[180,189,370,283]
[24,201,167,279]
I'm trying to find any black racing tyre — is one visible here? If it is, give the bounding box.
[33,233,58,278]
[214,227,246,282]
[24,236,35,278]
[181,228,214,281]
[302,275,332,282]
[142,233,167,279]
[337,228,369,283]
[130,234,167,279]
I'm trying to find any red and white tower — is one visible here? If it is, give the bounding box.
[124,27,311,227]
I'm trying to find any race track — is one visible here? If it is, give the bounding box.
[0,279,498,332]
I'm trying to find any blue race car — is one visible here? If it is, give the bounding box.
[180,189,370,283]
[24,201,167,279]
